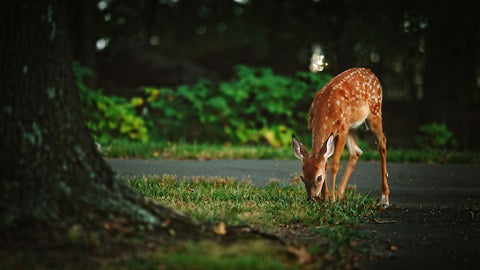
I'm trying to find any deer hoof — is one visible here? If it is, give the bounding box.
[380,194,389,209]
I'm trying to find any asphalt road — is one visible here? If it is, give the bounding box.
[106,158,480,269]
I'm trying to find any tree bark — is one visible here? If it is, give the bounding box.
[0,0,190,232]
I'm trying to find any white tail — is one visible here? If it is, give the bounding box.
[292,68,389,208]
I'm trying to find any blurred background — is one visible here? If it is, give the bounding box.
[67,0,480,151]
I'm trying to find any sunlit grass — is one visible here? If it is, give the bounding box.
[126,175,378,232]
[100,139,480,164]
[122,175,379,269]
[99,139,291,160]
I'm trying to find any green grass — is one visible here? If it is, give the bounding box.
[99,139,291,160]
[127,175,377,230]
[99,138,480,164]
[114,240,292,270]
[119,175,379,269]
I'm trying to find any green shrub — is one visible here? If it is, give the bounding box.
[73,62,148,142]
[74,63,331,146]
[415,122,456,149]
[138,65,332,146]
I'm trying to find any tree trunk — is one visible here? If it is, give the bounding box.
[0,0,191,232]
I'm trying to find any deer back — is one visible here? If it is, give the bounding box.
[308,68,382,155]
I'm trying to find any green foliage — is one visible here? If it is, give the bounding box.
[73,62,148,142]
[415,122,456,149]
[138,65,332,146]
[74,63,331,146]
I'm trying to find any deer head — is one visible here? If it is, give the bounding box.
[292,134,334,201]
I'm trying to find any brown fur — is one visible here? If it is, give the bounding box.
[293,68,390,207]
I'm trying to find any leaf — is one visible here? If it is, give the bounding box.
[96,101,107,111]
[286,245,311,264]
[261,128,276,146]
[212,222,227,236]
[130,97,144,107]
[389,245,398,251]
[120,122,131,133]
[145,88,161,102]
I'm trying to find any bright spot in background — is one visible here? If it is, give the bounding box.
[403,19,411,33]
[234,0,250,4]
[309,44,328,73]
[96,38,109,51]
[370,52,380,63]
[150,35,160,46]
[97,0,108,10]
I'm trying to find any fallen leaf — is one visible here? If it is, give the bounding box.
[103,223,111,230]
[162,218,171,227]
[287,245,311,264]
[389,245,398,251]
[212,222,227,236]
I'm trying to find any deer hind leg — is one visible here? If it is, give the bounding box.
[329,130,348,202]
[367,114,390,208]
[337,131,362,200]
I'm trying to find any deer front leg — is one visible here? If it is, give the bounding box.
[321,160,329,201]
[329,131,348,202]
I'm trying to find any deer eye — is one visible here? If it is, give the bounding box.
[300,176,305,183]
[316,175,322,183]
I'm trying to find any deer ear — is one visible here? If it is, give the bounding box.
[292,135,308,160]
[323,134,335,159]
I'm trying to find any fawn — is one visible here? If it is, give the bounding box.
[292,68,389,208]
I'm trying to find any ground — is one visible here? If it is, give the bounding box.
[108,159,480,269]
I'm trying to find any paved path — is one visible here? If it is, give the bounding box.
[106,158,480,269]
